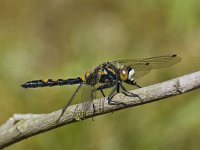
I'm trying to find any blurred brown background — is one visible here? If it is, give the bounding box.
[0,0,200,150]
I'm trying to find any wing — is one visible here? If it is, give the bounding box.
[80,85,97,113]
[111,54,181,79]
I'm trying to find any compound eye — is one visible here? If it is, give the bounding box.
[120,67,128,81]
[128,69,135,81]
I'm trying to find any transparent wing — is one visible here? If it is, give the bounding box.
[112,54,181,79]
[81,85,97,113]
[139,54,181,69]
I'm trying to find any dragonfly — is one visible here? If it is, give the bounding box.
[21,54,181,119]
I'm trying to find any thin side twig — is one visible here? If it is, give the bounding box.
[0,71,200,149]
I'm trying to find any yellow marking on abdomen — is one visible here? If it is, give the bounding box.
[42,79,49,83]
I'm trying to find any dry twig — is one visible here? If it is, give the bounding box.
[0,71,200,149]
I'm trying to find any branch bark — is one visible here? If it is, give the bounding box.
[0,71,200,149]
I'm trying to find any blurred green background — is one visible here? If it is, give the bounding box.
[0,0,200,150]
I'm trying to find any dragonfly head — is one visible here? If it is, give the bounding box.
[119,66,135,82]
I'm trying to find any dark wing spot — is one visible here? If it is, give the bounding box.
[172,54,177,57]
[145,62,150,65]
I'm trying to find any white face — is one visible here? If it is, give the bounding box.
[128,69,135,81]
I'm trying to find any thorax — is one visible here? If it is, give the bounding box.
[84,62,119,85]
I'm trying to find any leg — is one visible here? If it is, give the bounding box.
[119,82,142,101]
[107,84,118,104]
[100,89,105,97]
[126,80,142,88]
[97,82,115,97]
[97,83,115,112]
[117,84,120,93]
[135,83,142,88]
[97,82,127,105]
[107,83,128,106]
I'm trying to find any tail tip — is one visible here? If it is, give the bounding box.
[21,84,27,88]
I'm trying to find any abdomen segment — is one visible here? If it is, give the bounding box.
[21,77,83,88]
